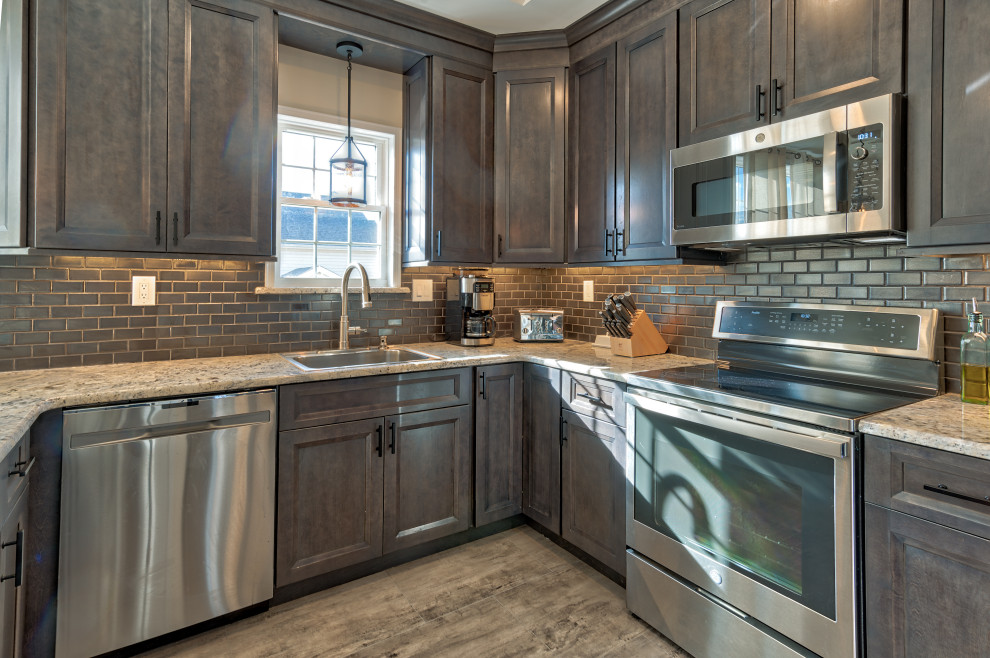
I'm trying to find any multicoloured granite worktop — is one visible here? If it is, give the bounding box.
[860,394,990,460]
[0,339,706,462]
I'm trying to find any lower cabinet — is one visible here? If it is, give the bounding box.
[475,364,523,526]
[522,364,562,533]
[863,434,990,657]
[276,405,472,587]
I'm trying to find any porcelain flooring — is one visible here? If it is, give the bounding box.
[142,525,689,657]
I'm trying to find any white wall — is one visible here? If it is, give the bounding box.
[278,45,403,128]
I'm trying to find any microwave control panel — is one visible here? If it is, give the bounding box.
[845,123,883,212]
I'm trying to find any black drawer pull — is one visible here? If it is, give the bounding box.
[376,424,383,458]
[923,483,990,507]
[0,530,23,587]
[479,372,487,400]
[560,418,567,445]
[389,422,396,454]
[8,457,34,478]
[576,392,606,406]
[173,212,179,246]
[155,211,162,245]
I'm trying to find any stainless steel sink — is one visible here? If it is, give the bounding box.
[281,347,442,371]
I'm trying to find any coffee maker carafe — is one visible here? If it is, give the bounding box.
[446,272,496,346]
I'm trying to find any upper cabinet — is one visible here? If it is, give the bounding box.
[494,67,567,264]
[403,56,494,265]
[0,0,26,248]
[678,0,904,145]
[904,0,990,251]
[24,0,275,256]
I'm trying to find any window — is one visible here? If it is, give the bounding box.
[267,109,400,289]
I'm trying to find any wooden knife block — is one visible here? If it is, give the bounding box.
[609,310,668,358]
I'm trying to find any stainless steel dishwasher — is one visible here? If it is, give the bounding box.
[56,389,277,658]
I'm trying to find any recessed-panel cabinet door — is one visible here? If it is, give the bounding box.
[276,419,384,587]
[568,46,615,264]
[475,364,523,526]
[616,14,678,261]
[383,406,472,553]
[0,0,26,248]
[402,57,431,265]
[167,0,275,256]
[770,0,904,120]
[905,0,990,249]
[522,364,561,533]
[679,0,771,145]
[33,0,167,251]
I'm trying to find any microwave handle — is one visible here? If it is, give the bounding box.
[823,131,840,214]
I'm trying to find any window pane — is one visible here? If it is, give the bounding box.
[317,246,350,277]
[357,141,378,174]
[351,211,381,244]
[282,166,314,199]
[316,137,343,170]
[350,246,381,279]
[364,176,378,206]
[279,243,315,278]
[315,170,331,201]
[317,208,349,242]
[282,131,314,168]
[281,205,315,241]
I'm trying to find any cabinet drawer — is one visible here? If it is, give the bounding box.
[865,434,990,540]
[561,371,625,428]
[279,368,472,430]
[0,430,30,524]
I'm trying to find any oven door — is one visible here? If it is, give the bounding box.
[625,389,856,658]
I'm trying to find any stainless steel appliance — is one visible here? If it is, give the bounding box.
[513,309,564,342]
[625,302,941,658]
[57,389,277,658]
[446,273,496,346]
[671,95,902,249]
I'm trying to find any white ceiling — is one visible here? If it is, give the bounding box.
[390,0,612,35]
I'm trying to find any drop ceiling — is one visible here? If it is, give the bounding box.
[390,0,613,35]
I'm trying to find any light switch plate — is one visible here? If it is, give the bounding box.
[412,279,433,302]
[132,276,156,306]
[583,280,595,302]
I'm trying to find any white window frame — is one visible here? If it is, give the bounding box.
[266,107,402,290]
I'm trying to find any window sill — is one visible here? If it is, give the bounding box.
[254,286,411,295]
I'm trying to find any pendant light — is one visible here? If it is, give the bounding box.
[329,41,367,207]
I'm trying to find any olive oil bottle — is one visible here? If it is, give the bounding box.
[960,310,988,405]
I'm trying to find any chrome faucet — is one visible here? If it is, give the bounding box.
[338,263,372,350]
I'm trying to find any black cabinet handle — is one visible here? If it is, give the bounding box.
[924,483,990,507]
[497,234,503,258]
[605,229,613,256]
[375,424,383,458]
[615,229,625,256]
[172,212,179,246]
[479,371,487,399]
[8,458,34,478]
[155,211,162,245]
[755,84,766,122]
[388,421,396,454]
[436,230,442,258]
[0,530,23,587]
[560,418,567,445]
[772,78,782,117]
[576,392,606,406]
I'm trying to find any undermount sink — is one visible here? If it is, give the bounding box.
[281,347,442,371]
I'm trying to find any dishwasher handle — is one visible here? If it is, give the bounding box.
[69,411,273,450]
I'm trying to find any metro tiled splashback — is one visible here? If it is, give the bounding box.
[0,246,981,392]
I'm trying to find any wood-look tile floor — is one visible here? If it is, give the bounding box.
[142,525,689,657]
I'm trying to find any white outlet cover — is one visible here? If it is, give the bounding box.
[412,279,433,302]
[132,276,156,306]
[583,280,595,302]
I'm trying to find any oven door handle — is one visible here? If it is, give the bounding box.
[626,393,849,459]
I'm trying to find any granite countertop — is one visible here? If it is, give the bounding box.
[0,338,707,462]
[860,393,990,460]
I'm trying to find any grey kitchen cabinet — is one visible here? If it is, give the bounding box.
[521,364,562,532]
[276,374,473,587]
[904,0,990,251]
[0,432,29,658]
[678,0,904,145]
[568,12,681,264]
[863,435,990,657]
[0,0,26,249]
[494,67,567,264]
[29,0,275,256]
[475,364,523,526]
[403,56,494,265]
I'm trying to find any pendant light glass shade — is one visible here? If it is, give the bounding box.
[330,41,367,207]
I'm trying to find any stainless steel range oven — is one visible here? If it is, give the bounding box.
[624,302,941,658]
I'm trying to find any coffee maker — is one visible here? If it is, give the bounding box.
[445,272,496,346]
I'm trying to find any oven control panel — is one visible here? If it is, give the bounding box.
[717,305,921,349]
[845,123,883,212]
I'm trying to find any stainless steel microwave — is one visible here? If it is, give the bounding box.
[670,94,902,249]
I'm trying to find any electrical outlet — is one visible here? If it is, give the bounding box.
[132,276,156,306]
[412,279,433,302]
[583,280,595,302]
